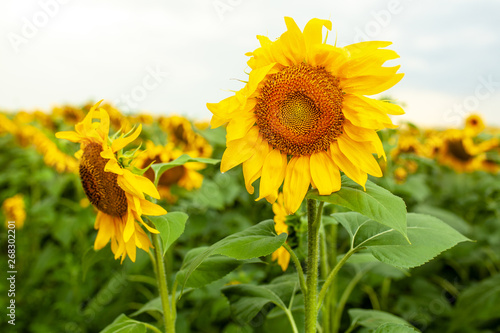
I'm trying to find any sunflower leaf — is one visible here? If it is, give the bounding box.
[336,212,471,268]
[176,220,287,293]
[307,175,408,240]
[151,154,220,187]
[175,247,242,289]
[148,212,189,255]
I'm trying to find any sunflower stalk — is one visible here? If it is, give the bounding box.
[151,231,175,333]
[304,199,324,333]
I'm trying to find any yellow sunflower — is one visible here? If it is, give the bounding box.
[438,129,498,173]
[464,113,485,136]
[271,193,290,271]
[2,194,26,229]
[207,17,404,213]
[134,141,205,202]
[56,101,167,263]
[159,115,213,158]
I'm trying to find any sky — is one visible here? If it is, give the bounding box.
[1,0,499,127]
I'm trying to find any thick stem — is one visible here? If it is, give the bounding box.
[151,232,175,333]
[321,222,338,333]
[305,199,322,333]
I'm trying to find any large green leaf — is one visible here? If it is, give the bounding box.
[148,212,189,255]
[151,154,220,186]
[336,212,470,268]
[348,309,415,330]
[100,314,148,333]
[412,204,471,235]
[176,220,287,290]
[176,247,242,289]
[367,213,470,268]
[307,176,408,239]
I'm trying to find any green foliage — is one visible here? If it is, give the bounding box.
[308,176,408,240]
[3,114,500,333]
[176,220,287,291]
[148,212,189,255]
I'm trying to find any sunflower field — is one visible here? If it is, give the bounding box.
[2,18,500,333]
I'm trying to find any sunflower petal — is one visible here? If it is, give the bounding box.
[140,198,167,216]
[123,209,136,242]
[55,131,81,142]
[330,142,367,188]
[94,214,113,249]
[337,134,383,177]
[242,136,268,194]
[281,17,306,64]
[341,72,404,95]
[221,127,260,172]
[125,237,137,262]
[310,151,341,195]
[283,156,311,214]
[112,124,142,152]
[257,148,287,200]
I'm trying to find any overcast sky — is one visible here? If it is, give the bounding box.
[1,0,499,127]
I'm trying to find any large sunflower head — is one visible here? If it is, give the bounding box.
[207,17,404,213]
[56,101,167,263]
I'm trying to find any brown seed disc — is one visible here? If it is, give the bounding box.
[80,143,128,217]
[254,63,345,156]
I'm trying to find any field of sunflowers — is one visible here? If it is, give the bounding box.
[1,101,500,333]
[1,17,500,333]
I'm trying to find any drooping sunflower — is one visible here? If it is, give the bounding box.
[56,101,167,262]
[207,17,404,213]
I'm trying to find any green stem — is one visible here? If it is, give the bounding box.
[284,242,307,295]
[143,322,163,333]
[380,278,391,311]
[318,247,359,308]
[332,272,363,333]
[321,222,338,333]
[320,227,329,333]
[283,308,300,333]
[151,232,175,333]
[305,199,322,333]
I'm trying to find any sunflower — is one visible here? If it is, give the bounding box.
[464,113,485,136]
[56,101,167,262]
[15,124,79,173]
[438,129,498,173]
[2,194,26,229]
[207,17,404,213]
[0,113,17,136]
[134,140,206,202]
[159,115,213,157]
[271,193,290,271]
